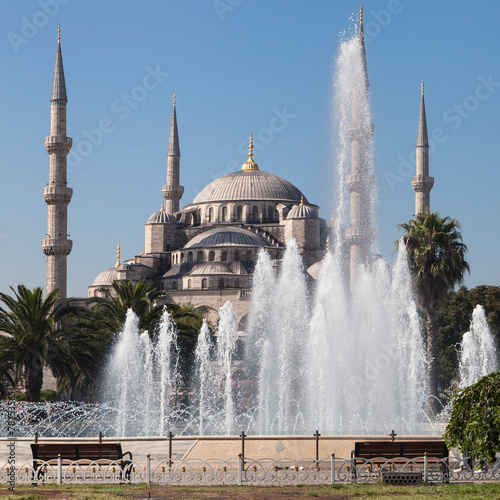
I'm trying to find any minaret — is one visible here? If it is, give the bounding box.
[345,5,375,286]
[42,26,73,302]
[162,92,184,213]
[411,82,434,215]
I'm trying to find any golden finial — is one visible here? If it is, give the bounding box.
[57,24,61,42]
[161,201,165,211]
[241,133,259,171]
[300,195,305,206]
[248,133,254,159]
[421,80,424,95]
[360,4,363,24]
[115,242,121,269]
[173,90,176,106]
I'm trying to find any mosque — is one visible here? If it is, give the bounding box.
[42,16,432,327]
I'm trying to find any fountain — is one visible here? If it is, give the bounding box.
[2,18,494,441]
[458,304,498,388]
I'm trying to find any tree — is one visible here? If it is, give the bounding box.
[168,303,205,386]
[88,280,165,333]
[88,281,205,387]
[398,212,470,412]
[437,286,500,390]
[0,285,82,402]
[444,371,500,467]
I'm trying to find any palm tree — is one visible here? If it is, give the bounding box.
[0,285,82,402]
[398,212,470,412]
[88,281,204,386]
[88,280,165,333]
[168,303,205,385]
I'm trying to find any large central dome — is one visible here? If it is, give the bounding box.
[192,169,307,204]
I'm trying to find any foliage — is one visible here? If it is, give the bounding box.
[162,302,205,386]
[88,280,165,333]
[88,282,205,388]
[437,285,500,390]
[398,212,469,410]
[0,285,86,402]
[444,371,500,466]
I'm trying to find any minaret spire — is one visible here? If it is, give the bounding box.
[344,5,375,288]
[412,81,434,216]
[359,5,369,89]
[42,26,73,302]
[162,91,183,213]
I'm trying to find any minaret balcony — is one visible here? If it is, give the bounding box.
[44,136,72,154]
[345,226,375,246]
[43,186,73,204]
[42,238,73,256]
[162,184,184,199]
[411,176,434,192]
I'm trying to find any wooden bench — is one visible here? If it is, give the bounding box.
[31,442,133,479]
[352,441,448,474]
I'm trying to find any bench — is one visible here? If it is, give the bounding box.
[31,442,133,480]
[352,441,449,479]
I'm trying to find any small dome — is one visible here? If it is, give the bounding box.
[147,210,177,224]
[307,261,323,280]
[184,227,268,249]
[91,267,118,286]
[287,203,318,219]
[189,263,233,275]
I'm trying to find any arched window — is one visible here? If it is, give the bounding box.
[221,251,227,262]
[197,251,204,262]
[187,251,193,262]
[219,278,224,288]
[235,278,240,288]
[246,250,252,261]
[202,278,207,289]
[252,205,259,222]
[221,206,227,222]
[233,340,245,361]
[237,205,243,221]
[209,251,215,262]
[268,205,274,221]
[234,251,240,261]
[172,281,178,290]
[208,207,213,222]
[180,253,185,263]
[187,279,191,289]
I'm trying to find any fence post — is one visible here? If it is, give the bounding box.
[57,454,62,485]
[168,431,174,469]
[331,453,335,484]
[146,454,151,485]
[238,453,243,485]
[424,452,428,483]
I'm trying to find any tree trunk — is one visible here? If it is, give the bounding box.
[24,358,43,402]
[426,309,440,414]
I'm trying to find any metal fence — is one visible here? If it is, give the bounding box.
[2,455,500,485]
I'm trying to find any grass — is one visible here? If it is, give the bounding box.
[1,482,500,499]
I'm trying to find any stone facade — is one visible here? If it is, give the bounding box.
[88,109,327,324]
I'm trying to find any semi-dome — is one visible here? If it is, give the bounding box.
[191,170,307,204]
[307,261,322,280]
[287,200,318,219]
[189,263,233,275]
[91,267,118,286]
[184,226,268,249]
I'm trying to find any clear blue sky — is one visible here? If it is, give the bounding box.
[0,0,499,297]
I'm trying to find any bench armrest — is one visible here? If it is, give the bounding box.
[122,451,133,460]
